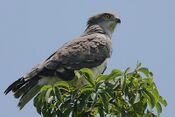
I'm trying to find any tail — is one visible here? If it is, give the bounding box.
[4,76,41,109]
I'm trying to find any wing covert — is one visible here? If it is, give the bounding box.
[44,33,112,70]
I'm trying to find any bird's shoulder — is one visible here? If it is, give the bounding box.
[59,33,112,54]
[44,33,112,70]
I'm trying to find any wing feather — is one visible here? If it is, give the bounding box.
[44,33,112,71]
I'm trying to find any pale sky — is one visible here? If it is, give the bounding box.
[0,0,174,116]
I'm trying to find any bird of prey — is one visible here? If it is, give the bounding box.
[4,12,121,109]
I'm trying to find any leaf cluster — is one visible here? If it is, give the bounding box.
[34,63,167,117]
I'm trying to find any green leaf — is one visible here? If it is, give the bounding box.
[124,67,130,75]
[145,110,157,117]
[152,88,159,99]
[54,87,63,103]
[134,92,140,104]
[121,76,126,90]
[143,77,154,90]
[45,88,53,103]
[80,68,94,77]
[158,96,167,107]
[60,99,72,114]
[96,74,109,82]
[95,82,103,92]
[112,69,122,75]
[72,106,78,117]
[48,96,54,104]
[98,106,105,117]
[54,81,69,89]
[155,102,162,117]
[143,89,156,109]
[105,69,122,81]
[74,70,82,79]
[99,92,109,112]
[40,85,52,92]
[136,62,142,69]
[80,87,94,94]
[80,68,95,86]
[138,67,151,77]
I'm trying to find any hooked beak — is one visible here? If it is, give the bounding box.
[115,18,121,24]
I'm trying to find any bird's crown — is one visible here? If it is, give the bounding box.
[86,12,121,37]
[87,13,121,26]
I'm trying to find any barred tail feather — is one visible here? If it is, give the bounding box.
[18,85,41,109]
[4,76,41,109]
[4,78,26,95]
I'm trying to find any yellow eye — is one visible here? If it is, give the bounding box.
[103,14,111,20]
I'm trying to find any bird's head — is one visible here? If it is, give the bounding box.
[87,12,121,36]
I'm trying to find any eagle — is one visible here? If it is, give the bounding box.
[4,12,121,109]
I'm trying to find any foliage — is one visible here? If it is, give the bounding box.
[34,63,167,117]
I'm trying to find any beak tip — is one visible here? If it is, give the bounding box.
[118,19,121,24]
[115,18,121,24]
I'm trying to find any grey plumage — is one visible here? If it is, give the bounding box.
[45,26,112,70]
[4,12,120,109]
